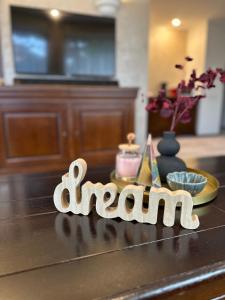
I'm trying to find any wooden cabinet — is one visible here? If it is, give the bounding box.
[70,98,133,166]
[0,103,68,169]
[0,85,137,173]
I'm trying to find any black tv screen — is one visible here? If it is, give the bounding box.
[11,6,115,81]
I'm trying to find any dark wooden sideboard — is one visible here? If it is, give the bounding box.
[0,85,137,173]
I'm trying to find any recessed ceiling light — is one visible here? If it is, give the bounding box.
[50,9,60,18]
[171,18,181,27]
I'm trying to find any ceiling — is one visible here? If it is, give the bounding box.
[151,0,225,29]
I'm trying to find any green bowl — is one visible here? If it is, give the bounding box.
[167,171,208,196]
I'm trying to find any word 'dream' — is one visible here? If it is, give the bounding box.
[53,159,199,229]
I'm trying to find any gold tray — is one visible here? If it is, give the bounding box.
[110,168,219,206]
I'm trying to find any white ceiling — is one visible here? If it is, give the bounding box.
[151,0,225,29]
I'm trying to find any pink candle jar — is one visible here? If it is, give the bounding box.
[116,135,141,180]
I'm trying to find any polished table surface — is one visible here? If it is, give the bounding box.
[0,157,225,299]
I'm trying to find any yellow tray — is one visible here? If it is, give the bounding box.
[110,168,219,206]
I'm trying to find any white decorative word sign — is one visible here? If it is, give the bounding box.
[53,159,200,229]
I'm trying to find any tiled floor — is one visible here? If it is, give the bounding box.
[153,135,225,159]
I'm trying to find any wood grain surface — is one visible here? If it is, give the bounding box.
[0,157,225,299]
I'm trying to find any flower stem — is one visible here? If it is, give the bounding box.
[170,108,177,131]
[174,98,199,127]
[170,89,181,131]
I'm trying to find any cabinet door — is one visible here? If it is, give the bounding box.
[70,100,134,167]
[0,103,68,169]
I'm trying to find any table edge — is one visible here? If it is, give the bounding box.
[107,260,225,299]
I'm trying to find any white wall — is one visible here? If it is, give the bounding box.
[195,19,225,135]
[172,19,225,136]
[149,25,187,95]
[0,0,150,145]
[117,0,150,145]
[186,21,208,135]
[222,90,225,129]
[148,17,225,136]
[186,22,208,75]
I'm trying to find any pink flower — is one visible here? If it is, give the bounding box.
[198,69,217,88]
[220,73,225,83]
[216,68,225,83]
[187,79,195,90]
[190,69,197,80]
[177,80,186,91]
[175,64,183,70]
[146,99,159,113]
[180,111,191,124]
[185,56,193,61]
[159,100,173,118]
[198,73,208,83]
[145,56,225,131]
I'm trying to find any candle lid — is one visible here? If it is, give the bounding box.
[118,133,140,152]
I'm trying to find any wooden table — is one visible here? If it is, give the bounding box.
[0,157,225,299]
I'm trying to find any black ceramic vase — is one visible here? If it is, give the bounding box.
[156,131,187,182]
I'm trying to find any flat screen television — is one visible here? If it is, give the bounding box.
[10,6,116,83]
